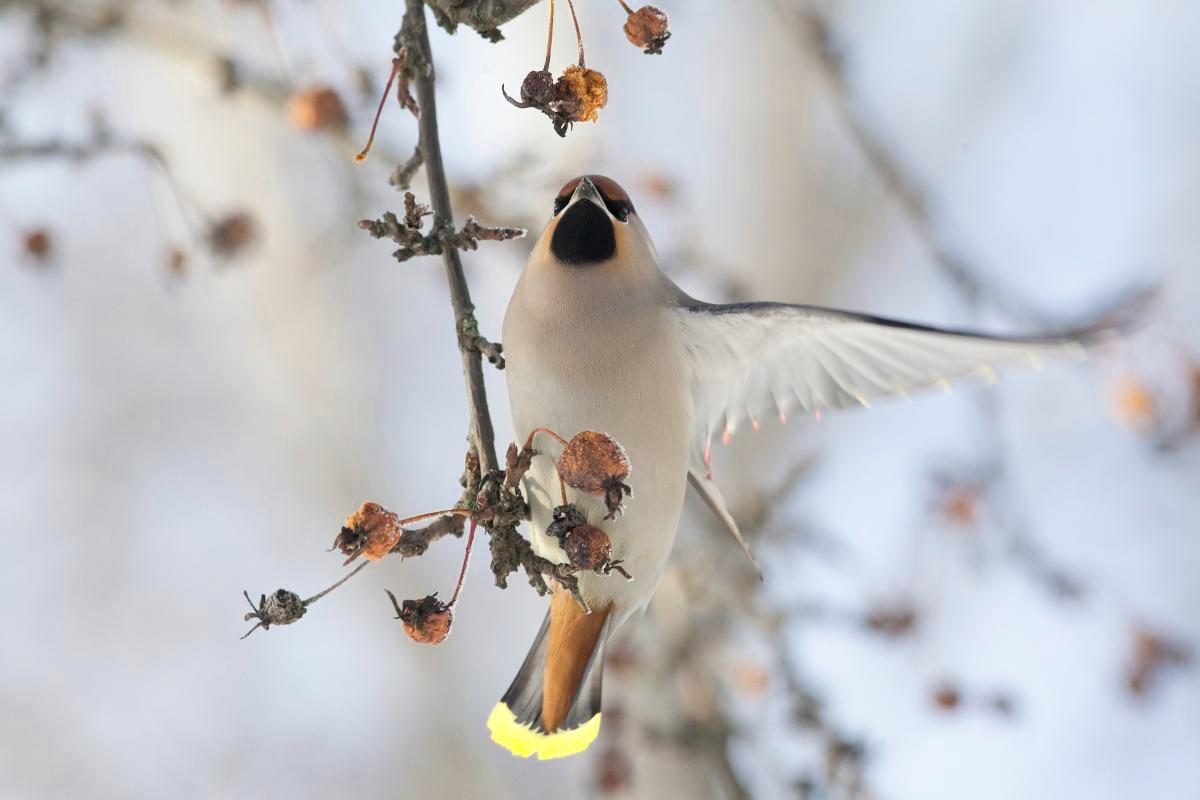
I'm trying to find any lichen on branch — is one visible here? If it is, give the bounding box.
[424,0,543,41]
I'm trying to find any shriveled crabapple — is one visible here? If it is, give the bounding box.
[556,430,632,519]
[554,65,608,123]
[545,504,633,580]
[286,85,348,131]
[621,5,671,55]
[332,501,402,564]
[387,591,453,645]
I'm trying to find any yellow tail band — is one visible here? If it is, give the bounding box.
[486,703,602,761]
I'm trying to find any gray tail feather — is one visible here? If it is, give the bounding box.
[500,610,611,733]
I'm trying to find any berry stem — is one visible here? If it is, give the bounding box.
[396,507,472,527]
[447,518,478,607]
[523,426,569,449]
[355,58,402,162]
[301,560,371,607]
[543,0,556,72]
[615,0,634,14]
[564,0,585,66]
[522,427,571,504]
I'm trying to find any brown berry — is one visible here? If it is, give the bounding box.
[932,682,961,711]
[557,431,629,494]
[555,66,608,123]
[546,504,588,543]
[623,6,670,54]
[23,229,52,261]
[563,523,612,571]
[389,591,453,645]
[286,86,348,131]
[333,502,401,563]
[521,69,555,106]
[206,212,257,258]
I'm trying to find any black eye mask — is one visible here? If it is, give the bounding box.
[550,199,617,266]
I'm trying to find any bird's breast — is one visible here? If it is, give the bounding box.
[502,286,692,622]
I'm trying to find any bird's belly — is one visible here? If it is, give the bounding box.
[503,312,691,624]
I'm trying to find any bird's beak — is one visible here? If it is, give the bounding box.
[570,176,605,210]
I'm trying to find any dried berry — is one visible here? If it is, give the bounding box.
[555,65,608,124]
[546,503,588,543]
[623,6,670,54]
[206,212,257,259]
[545,505,632,579]
[333,502,402,564]
[286,85,348,131]
[521,69,556,106]
[22,229,52,262]
[556,431,632,519]
[932,682,961,711]
[502,65,609,137]
[388,591,453,645]
[563,523,612,570]
[241,588,306,638]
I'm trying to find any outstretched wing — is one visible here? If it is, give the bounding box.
[674,301,1092,468]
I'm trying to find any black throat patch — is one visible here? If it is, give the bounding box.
[550,200,616,266]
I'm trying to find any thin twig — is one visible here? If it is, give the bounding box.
[448,519,478,607]
[302,560,371,606]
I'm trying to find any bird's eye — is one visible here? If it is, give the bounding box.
[605,199,631,222]
[553,195,569,216]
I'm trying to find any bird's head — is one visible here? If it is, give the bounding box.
[535,175,656,271]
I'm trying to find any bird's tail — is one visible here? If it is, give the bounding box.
[487,592,611,760]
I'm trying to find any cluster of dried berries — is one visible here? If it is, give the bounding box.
[242,428,636,643]
[501,0,669,136]
[332,501,403,564]
[503,65,608,137]
[387,590,454,645]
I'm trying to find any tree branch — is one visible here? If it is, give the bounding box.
[423,0,542,41]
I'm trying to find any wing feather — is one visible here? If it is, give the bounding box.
[675,301,1093,466]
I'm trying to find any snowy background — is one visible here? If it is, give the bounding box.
[1,1,1197,798]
